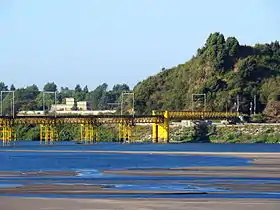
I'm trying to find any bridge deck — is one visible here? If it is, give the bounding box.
[153,111,239,119]
[0,111,239,126]
[0,115,164,125]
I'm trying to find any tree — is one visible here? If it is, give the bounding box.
[83,85,89,93]
[112,84,130,92]
[226,37,239,57]
[0,82,8,91]
[43,82,57,92]
[90,83,108,110]
[35,92,55,111]
[10,84,16,91]
[202,32,228,72]
[61,86,69,91]
[75,84,82,92]
[14,85,40,111]
[237,57,257,80]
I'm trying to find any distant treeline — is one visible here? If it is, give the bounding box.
[0,82,131,115]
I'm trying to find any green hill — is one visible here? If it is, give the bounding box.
[134,32,280,120]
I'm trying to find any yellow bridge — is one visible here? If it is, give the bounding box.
[0,111,239,145]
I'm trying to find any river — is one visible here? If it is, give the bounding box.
[0,141,280,199]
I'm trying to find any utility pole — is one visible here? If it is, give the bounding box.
[54,91,57,117]
[121,92,135,117]
[249,102,253,116]
[0,91,15,117]
[253,95,257,115]
[236,95,240,112]
[42,91,57,116]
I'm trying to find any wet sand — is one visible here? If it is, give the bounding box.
[0,197,280,210]
[100,151,280,178]
[0,184,207,195]
[0,171,76,177]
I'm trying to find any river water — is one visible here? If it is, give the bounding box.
[0,141,280,199]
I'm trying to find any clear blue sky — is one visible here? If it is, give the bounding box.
[0,0,279,91]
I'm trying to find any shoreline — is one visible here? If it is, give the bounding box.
[2,149,280,156]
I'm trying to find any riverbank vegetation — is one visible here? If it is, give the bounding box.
[170,124,280,144]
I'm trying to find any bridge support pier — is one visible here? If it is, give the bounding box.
[1,126,16,146]
[152,111,169,143]
[40,125,58,144]
[80,124,98,144]
[118,123,133,143]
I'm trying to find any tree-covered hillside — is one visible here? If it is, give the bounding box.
[134,32,280,119]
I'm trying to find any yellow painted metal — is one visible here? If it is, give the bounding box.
[40,124,58,144]
[152,111,158,143]
[152,110,239,143]
[118,124,124,142]
[152,110,239,120]
[152,111,169,143]
[152,123,158,143]
[12,116,162,125]
[1,126,15,145]
[118,123,133,143]
[0,111,239,144]
[80,124,98,144]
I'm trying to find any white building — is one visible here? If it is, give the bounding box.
[77,101,89,111]
[17,97,118,116]
[50,97,75,111]
[65,98,75,110]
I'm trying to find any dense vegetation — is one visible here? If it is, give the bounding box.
[170,124,280,143]
[134,32,280,121]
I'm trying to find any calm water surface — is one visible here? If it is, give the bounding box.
[0,141,280,199]
[2,141,280,152]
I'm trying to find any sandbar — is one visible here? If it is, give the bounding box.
[0,197,280,210]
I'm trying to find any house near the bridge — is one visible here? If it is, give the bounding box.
[17,97,116,116]
[50,98,90,111]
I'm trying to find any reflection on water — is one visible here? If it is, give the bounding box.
[76,169,104,177]
[0,141,280,199]
[0,152,250,171]
[0,184,23,188]
[109,183,228,192]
